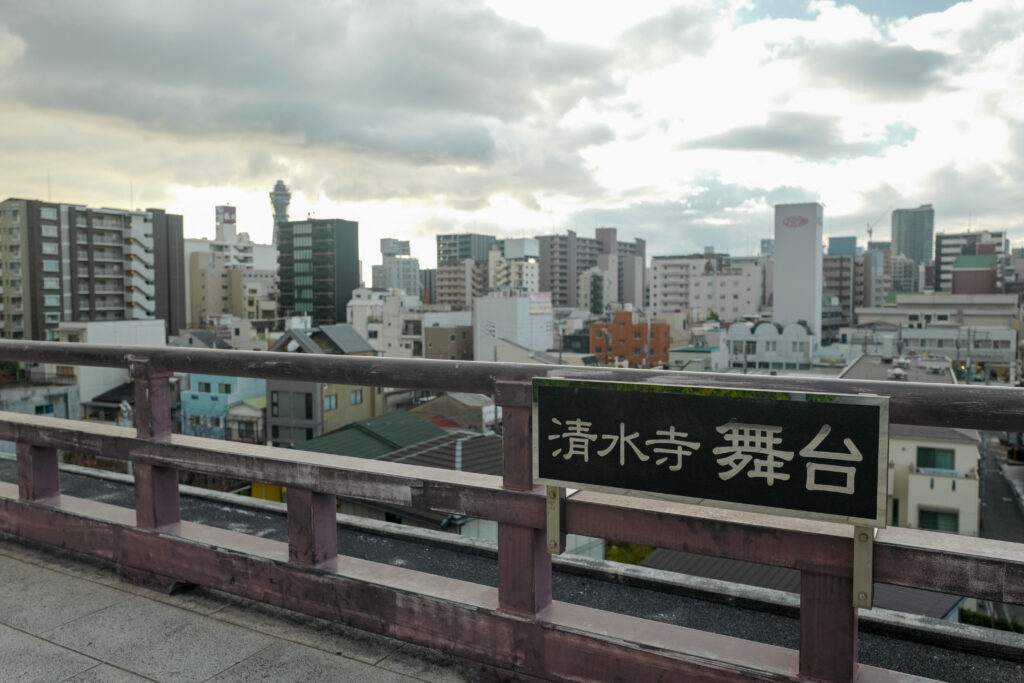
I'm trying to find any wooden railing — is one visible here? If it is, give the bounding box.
[0,340,1022,682]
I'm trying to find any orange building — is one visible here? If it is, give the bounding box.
[589,310,670,368]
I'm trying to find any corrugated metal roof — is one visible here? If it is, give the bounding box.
[300,410,447,459]
[643,549,962,619]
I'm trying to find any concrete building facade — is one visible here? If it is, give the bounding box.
[0,198,184,340]
[934,230,1006,292]
[773,203,823,347]
[278,218,359,324]
[892,204,934,265]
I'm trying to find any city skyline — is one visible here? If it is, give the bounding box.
[1,1,1022,279]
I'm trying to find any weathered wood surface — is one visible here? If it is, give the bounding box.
[2,340,1023,429]
[0,411,1022,604]
[0,485,913,683]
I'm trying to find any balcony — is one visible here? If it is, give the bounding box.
[0,342,1021,682]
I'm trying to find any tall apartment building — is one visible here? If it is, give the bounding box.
[649,252,762,323]
[0,198,185,340]
[537,228,645,308]
[436,233,495,266]
[278,218,359,324]
[934,230,1006,292]
[436,259,487,311]
[371,238,420,296]
[649,255,707,318]
[892,204,934,264]
[822,254,857,325]
[488,238,539,294]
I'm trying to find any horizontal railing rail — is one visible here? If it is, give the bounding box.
[1,339,1022,682]
[1,340,1023,428]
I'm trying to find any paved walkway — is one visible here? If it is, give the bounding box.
[0,534,471,683]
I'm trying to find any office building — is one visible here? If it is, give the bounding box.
[372,238,421,296]
[827,236,857,256]
[436,233,495,266]
[934,230,1007,292]
[773,203,823,346]
[892,205,934,264]
[0,198,185,340]
[278,218,359,324]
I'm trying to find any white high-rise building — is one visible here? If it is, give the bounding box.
[773,203,823,349]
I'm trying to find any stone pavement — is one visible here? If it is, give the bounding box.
[0,534,472,683]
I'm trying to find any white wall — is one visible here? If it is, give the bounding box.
[773,203,823,347]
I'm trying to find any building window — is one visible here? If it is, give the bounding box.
[350,389,363,406]
[34,404,54,415]
[40,207,57,220]
[42,260,58,272]
[188,415,202,428]
[43,295,59,307]
[891,498,899,526]
[43,277,59,290]
[41,225,58,238]
[918,509,958,533]
[916,447,955,471]
[324,394,337,411]
[41,242,59,255]
[218,383,231,393]
[208,416,222,428]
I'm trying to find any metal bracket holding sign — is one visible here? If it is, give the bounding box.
[853,525,875,609]
[531,378,890,601]
[546,486,565,554]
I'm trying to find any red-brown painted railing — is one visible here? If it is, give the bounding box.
[1,341,1023,682]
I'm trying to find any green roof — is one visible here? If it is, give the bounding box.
[242,396,267,410]
[300,410,448,459]
[953,254,998,269]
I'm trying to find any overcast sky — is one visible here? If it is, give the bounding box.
[1,0,1022,278]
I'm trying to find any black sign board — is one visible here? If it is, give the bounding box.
[532,378,889,527]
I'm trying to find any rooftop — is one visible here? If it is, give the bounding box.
[840,354,954,384]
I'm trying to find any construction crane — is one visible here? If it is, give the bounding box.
[866,205,892,244]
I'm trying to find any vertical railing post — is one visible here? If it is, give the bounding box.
[129,359,179,530]
[495,381,551,616]
[799,569,857,682]
[17,443,59,501]
[287,488,338,566]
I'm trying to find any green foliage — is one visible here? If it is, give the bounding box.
[605,542,655,565]
[959,607,1024,633]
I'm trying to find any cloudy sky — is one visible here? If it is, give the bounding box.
[1,0,1022,278]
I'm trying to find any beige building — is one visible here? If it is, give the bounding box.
[841,354,980,536]
[436,259,487,311]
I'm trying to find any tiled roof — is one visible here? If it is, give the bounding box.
[300,410,447,459]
